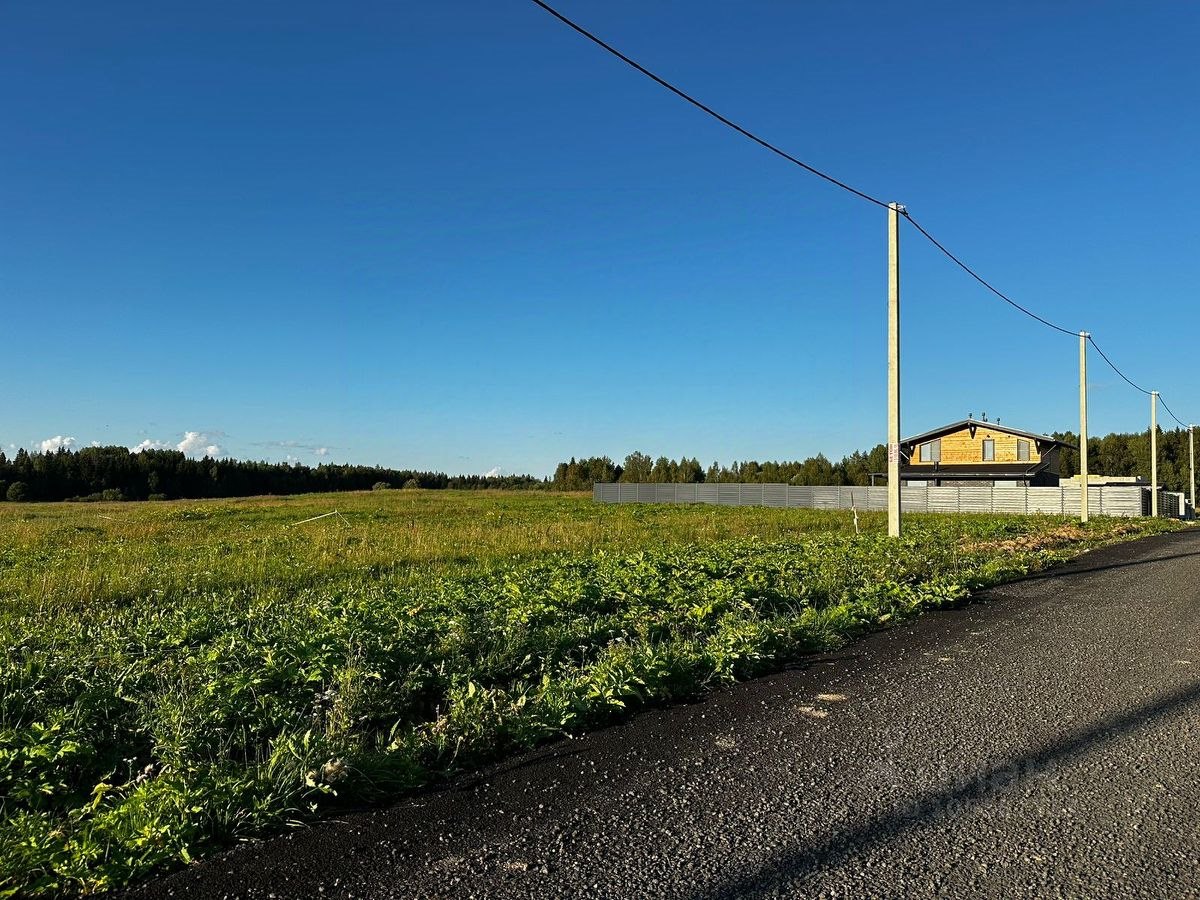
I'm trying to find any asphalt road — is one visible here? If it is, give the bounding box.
[126,529,1200,899]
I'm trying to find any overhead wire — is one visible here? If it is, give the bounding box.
[529,0,1191,424]
[1087,336,1151,395]
[900,211,1079,337]
[527,0,890,209]
[1088,336,1189,429]
[1158,396,1189,429]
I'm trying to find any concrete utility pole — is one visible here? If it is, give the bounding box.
[887,202,902,538]
[1189,425,1196,518]
[1079,332,1089,523]
[1150,391,1159,517]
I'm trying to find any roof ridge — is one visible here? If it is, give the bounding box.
[903,418,1069,446]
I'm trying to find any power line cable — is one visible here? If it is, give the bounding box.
[902,213,1198,425]
[529,0,1084,340]
[900,212,1078,337]
[1158,395,1189,429]
[527,0,890,209]
[1088,335,1191,426]
[530,0,1192,422]
[1087,336,1152,395]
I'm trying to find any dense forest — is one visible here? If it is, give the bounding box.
[0,446,544,502]
[551,427,1199,495]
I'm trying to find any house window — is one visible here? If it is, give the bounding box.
[982,439,995,461]
[1017,439,1030,462]
[919,439,941,463]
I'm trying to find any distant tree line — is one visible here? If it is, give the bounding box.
[0,446,546,502]
[1051,428,1195,494]
[4,429,1194,503]
[551,448,888,491]
[552,428,1200,495]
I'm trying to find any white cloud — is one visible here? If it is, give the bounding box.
[40,435,77,452]
[130,431,224,458]
[315,447,330,457]
[177,431,223,458]
[484,466,503,477]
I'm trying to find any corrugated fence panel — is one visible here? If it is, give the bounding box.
[1099,487,1144,517]
[901,487,928,512]
[927,487,959,513]
[812,487,841,509]
[992,486,1027,514]
[1029,487,1066,515]
[717,483,742,506]
[591,482,1160,518]
[740,484,764,506]
[958,487,993,514]
[841,487,875,510]
[788,486,815,508]
[1074,485,1133,517]
[763,484,788,508]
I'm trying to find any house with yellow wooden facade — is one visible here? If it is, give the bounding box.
[897,418,1074,487]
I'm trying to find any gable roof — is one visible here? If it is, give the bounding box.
[902,418,1074,449]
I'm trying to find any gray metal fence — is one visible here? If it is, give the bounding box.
[593,482,1178,518]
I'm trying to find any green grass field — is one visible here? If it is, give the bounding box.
[0,490,1182,895]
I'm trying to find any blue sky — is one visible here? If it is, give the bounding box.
[2,2,1197,475]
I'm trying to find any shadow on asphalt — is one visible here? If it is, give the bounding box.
[699,677,1200,900]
